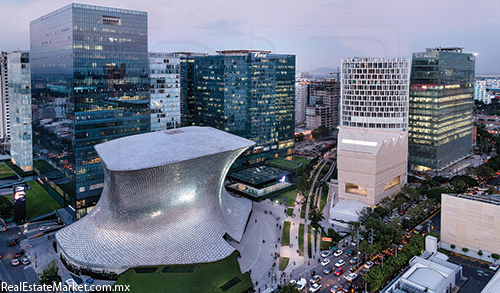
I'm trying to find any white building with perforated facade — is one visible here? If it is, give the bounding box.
[337,57,410,206]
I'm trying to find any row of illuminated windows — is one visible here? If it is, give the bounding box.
[342,121,405,129]
[343,84,408,91]
[342,61,408,69]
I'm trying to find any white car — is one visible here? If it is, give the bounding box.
[11,259,19,266]
[309,283,322,292]
[310,275,321,284]
[333,250,343,257]
[490,263,500,271]
[365,261,374,269]
[39,226,50,231]
[335,259,345,267]
[351,240,358,246]
[21,257,30,265]
[346,273,357,282]
[321,258,331,266]
[321,251,331,258]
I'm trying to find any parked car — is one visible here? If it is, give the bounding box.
[323,266,334,274]
[334,267,344,276]
[399,210,406,216]
[309,283,322,293]
[351,240,358,246]
[39,226,50,231]
[347,250,355,257]
[364,261,374,269]
[8,239,19,246]
[334,250,343,257]
[296,278,306,290]
[490,263,500,271]
[310,275,321,284]
[330,284,341,292]
[335,259,345,267]
[346,273,358,282]
[11,259,19,266]
[350,257,359,265]
[321,258,331,266]
[21,257,30,265]
[321,251,331,258]
[13,250,25,258]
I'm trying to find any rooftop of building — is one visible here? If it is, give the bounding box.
[94,126,255,171]
[227,165,293,188]
[216,50,272,55]
[425,46,464,53]
[444,193,500,206]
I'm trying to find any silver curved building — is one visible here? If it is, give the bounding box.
[56,126,255,272]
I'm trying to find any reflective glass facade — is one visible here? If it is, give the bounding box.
[183,51,295,168]
[409,50,475,171]
[30,4,149,218]
[8,52,33,172]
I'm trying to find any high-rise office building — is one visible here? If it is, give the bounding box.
[307,78,340,129]
[295,81,308,124]
[30,4,149,219]
[338,57,409,206]
[182,50,295,168]
[149,52,181,131]
[409,47,475,172]
[0,52,11,142]
[8,51,32,172]
[474,80,491,104]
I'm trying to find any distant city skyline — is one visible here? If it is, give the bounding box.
[0,0,499,74]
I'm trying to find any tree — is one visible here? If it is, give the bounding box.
[327,228,342,244]
[39,260,62,287]
[280,283,300,293]
[356,207,372,225]
[295,133,305,142]
[311,126,329,140]
[308,208,325,231]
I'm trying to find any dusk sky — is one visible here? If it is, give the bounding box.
[1,0,498,74]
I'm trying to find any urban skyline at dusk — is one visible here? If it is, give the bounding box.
[0,0,499,74]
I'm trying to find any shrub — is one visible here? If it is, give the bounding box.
[451,244,456,249]
[492,253,500,260]
[462,247,469,253]
[478,250,483,256]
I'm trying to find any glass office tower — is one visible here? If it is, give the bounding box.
[409,47,475,172]
[183,50,295,168]
[30,4,149,219]
[8,51,33,172]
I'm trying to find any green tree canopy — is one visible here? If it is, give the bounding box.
[39,259,62,286]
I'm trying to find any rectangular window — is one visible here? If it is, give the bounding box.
[345,183,367,196]
[102,16,121,25]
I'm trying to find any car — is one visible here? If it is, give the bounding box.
[398,244,403,250]
[21,257,30,265]
[347,250,355,257]
[13,250,25,258]
[388,215,396,222]
[39,226,50,231]
[334,250,343,257]
[490,263,500,271]
[323,266,334,274]
[423,208,429,213]
[321,258,331,266]
[309,283,322,293]
[351,240,358,246]
[310,275,321,284]
[411,203,417,208]
[8,239,19,246]
[346,273,357,282]
[365,261,374,269]
[350,257,359,265]
[334,267,344,276]
[335,259,345,267]
[296,278,306,290]
[11,259,19,266]
[330,285,341,292]
[399,210,406,216]
[321,251,331,258]
[289,280,297,285]
[343,283,351,291]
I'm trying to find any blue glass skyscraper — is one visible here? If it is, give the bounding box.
[182,50,295,168]
[30,4,149,218]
